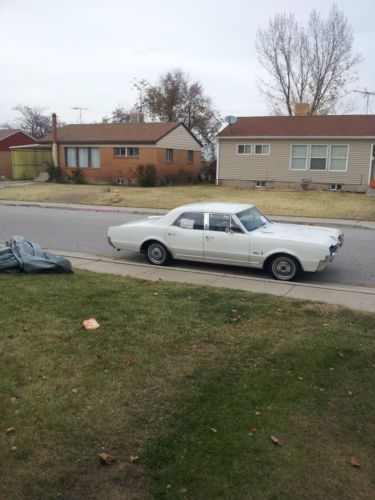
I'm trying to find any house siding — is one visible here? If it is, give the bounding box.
[218,138,372,191]
[157,125,201,150]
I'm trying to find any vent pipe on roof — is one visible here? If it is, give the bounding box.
[52,113,59,167]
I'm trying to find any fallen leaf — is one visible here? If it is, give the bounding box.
[125,358,136,367]
[329,367,336,372]
[211,427,218,433]
[5,427,15,435]
[129,455,139,463]
[249,427,257,433]
[153,292,159,296]
[71,388,79,394]
[347,390,353,396]
[350,456,360,468]
[271,435,283,446]
[180,488,187,493]
[82,318,100,330]
[99,452,117,465]
[10,397,17,404]
[11,446,17,451]
[255,411,261,416]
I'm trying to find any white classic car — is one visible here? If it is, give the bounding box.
[107,202,343,281]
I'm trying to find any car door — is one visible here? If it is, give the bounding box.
[204,213,250,264]
[165,211,204,259]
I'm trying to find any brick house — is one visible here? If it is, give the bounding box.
[0,129,38,178]
[40,118,202,184]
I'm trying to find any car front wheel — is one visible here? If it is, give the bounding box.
[146,242,170,266]
[268,254,299,281]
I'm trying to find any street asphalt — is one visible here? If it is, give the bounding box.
[2,199,371,313]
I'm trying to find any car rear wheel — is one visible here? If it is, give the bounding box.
[146,242,170,266]
[268,254,299,281]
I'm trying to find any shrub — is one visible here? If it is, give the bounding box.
[300,177,311,191]
[46,162,63,182]
[71,167,85,184]
[136,164,157,187]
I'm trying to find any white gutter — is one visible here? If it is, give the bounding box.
[216,137,220,185]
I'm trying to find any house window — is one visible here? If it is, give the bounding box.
[310,145,328,170]
[255,180,266,188]
[66,147,77,167]
[237,144,252,155]
[114,147,139,157]
[291,145,308,170]
[187,150,193,163]
[114,147,126,156]
[255,144,270,155]
[66,147,100,168]
[329,183,342,191]
[166,149,173,163]
[329,145,348,171]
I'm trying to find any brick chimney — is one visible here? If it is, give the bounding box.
[294,103,311,116]
[51,113,59,167]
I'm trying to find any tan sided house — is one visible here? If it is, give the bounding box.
[41,115,201,184]
[217,114,375,192]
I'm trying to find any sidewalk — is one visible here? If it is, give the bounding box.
[56,249,375,314]
[1,199,375,230]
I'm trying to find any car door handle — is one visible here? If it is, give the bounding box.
[205,235,214,240]
[167,232,176,236]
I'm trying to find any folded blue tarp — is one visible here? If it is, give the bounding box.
[0,236,73,273]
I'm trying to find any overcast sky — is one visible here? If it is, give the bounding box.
[1,0,374,125]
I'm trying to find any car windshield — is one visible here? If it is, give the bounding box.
[236,207,270,232]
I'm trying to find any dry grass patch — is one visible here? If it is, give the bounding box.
[1,183,375,219]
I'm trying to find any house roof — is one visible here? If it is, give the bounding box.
[40,122,197,144]
[218,115,375,138]
[0,129,23,141]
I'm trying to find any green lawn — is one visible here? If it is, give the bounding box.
[0,271,374,499]
[1,183,375,220]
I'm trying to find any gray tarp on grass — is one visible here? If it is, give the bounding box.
[0,236,73,273]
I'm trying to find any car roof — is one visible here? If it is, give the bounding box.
[171,202,254,214]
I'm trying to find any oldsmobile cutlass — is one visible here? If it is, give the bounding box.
[107,202,343,281]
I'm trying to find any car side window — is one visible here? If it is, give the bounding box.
[208,214,230,232]
[173,212,204,230]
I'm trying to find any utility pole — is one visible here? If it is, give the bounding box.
[354,89,375,114]
[71,106,89,123]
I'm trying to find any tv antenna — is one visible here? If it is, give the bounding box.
[71,106,89,123]
[225,115,237,134]
[354,89,375,114]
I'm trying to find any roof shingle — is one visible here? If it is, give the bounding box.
[40,122,182,144]
[218,115,375,138]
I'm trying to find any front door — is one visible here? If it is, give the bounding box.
[204,213,250,264]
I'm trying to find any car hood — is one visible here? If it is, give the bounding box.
[256,222,342,244]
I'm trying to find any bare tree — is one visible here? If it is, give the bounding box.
[134,70,221,157]
[1,105,53,138]
[102,105,131,123]
[256,5,362,115]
